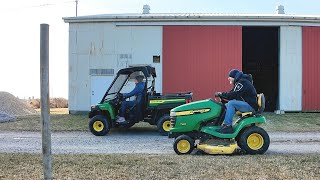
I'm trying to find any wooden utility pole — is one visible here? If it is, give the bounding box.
[40,23,52,180]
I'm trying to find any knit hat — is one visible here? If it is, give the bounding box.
[228,69,240,78]
[228,69,243,82]
[135,75,144,83]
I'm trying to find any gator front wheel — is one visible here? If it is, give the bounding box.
[157,114,172,136]
[173,135,195,155]
[238,126,270,155]
[89,115,110,136]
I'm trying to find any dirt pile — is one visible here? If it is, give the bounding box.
[0,92,37,122]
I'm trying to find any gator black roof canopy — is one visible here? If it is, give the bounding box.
[117,66,156,77]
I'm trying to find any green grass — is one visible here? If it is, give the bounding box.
[0,109,320,132]
[0,114,89,132]
[262,112,320,132]
[0,153,319,180]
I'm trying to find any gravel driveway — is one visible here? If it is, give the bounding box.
[0,130,319,154]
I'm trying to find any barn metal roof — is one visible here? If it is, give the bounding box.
[63,13,320,24]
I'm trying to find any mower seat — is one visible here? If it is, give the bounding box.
[255,93,265,115]
[237,93,265,117]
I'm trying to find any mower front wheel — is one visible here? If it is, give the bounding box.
[89,115,110,136]
[173,135,195,155]
[157,114,172,136]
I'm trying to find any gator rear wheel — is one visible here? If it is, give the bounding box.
[89,115,110,136]
[238,126,270,155]
[173,135,195,155]
[157,114,172,136]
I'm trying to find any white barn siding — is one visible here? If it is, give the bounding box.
[131,26,163,93]
[279,26,302,111]
[68,23,162,112]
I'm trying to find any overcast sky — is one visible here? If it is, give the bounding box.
[0,0,319,99]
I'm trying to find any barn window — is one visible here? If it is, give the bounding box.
[90,69,114,76]
[153,56,160,63]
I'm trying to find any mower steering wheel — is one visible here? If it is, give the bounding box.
[220,97,229,104]
[214,94,229,105]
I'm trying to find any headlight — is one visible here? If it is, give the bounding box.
[91,105,96,109]
[170,111,176,117]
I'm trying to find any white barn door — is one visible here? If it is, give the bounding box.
[90,76,113,105]
[279,26,302,111]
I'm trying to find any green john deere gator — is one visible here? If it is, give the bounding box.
[89,66,193,136]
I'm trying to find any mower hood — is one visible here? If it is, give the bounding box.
[170,99,222,117]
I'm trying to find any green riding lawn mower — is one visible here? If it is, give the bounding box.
[89,66,192,136]
[169,94,270,155]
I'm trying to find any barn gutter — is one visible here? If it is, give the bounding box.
[63,14,320,24]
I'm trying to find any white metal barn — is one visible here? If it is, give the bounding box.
[64,19,163,113]
[64,7,320,114]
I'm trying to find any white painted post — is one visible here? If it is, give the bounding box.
[40,23,52,180]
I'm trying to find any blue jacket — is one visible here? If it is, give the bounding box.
[124,82,145,103]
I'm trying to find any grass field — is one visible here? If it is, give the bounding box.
[262,112,320,132]
[0,109,320,132]
[0,153,319,180]
[1,110,319,179]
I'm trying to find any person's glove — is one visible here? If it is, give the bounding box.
[118,93,125,100]
[214,92,222,97]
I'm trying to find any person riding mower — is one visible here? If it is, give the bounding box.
[215,69,258,134]
[169,70,270,155]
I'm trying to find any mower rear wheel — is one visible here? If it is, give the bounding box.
[89,115,110,136]
[173,135,195,155]
[238,126,270,155]
[157,114,172,136]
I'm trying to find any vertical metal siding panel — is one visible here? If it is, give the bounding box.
[75,54,90,111]
[69,24,76,111]
[279,26,302,111]
[303,27,320,110]
[131,26,163,93]
[163,26,242,100]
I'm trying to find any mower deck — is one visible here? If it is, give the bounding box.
[196,143,238,155]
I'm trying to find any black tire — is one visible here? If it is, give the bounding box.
[173,135,195,155]
[237,126,270,155]
[157,114,172,136]
[89,115,110,136]
[235,128,245,149]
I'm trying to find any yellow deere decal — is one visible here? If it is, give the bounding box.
[149,99,185,104]
[176,109,210,116]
